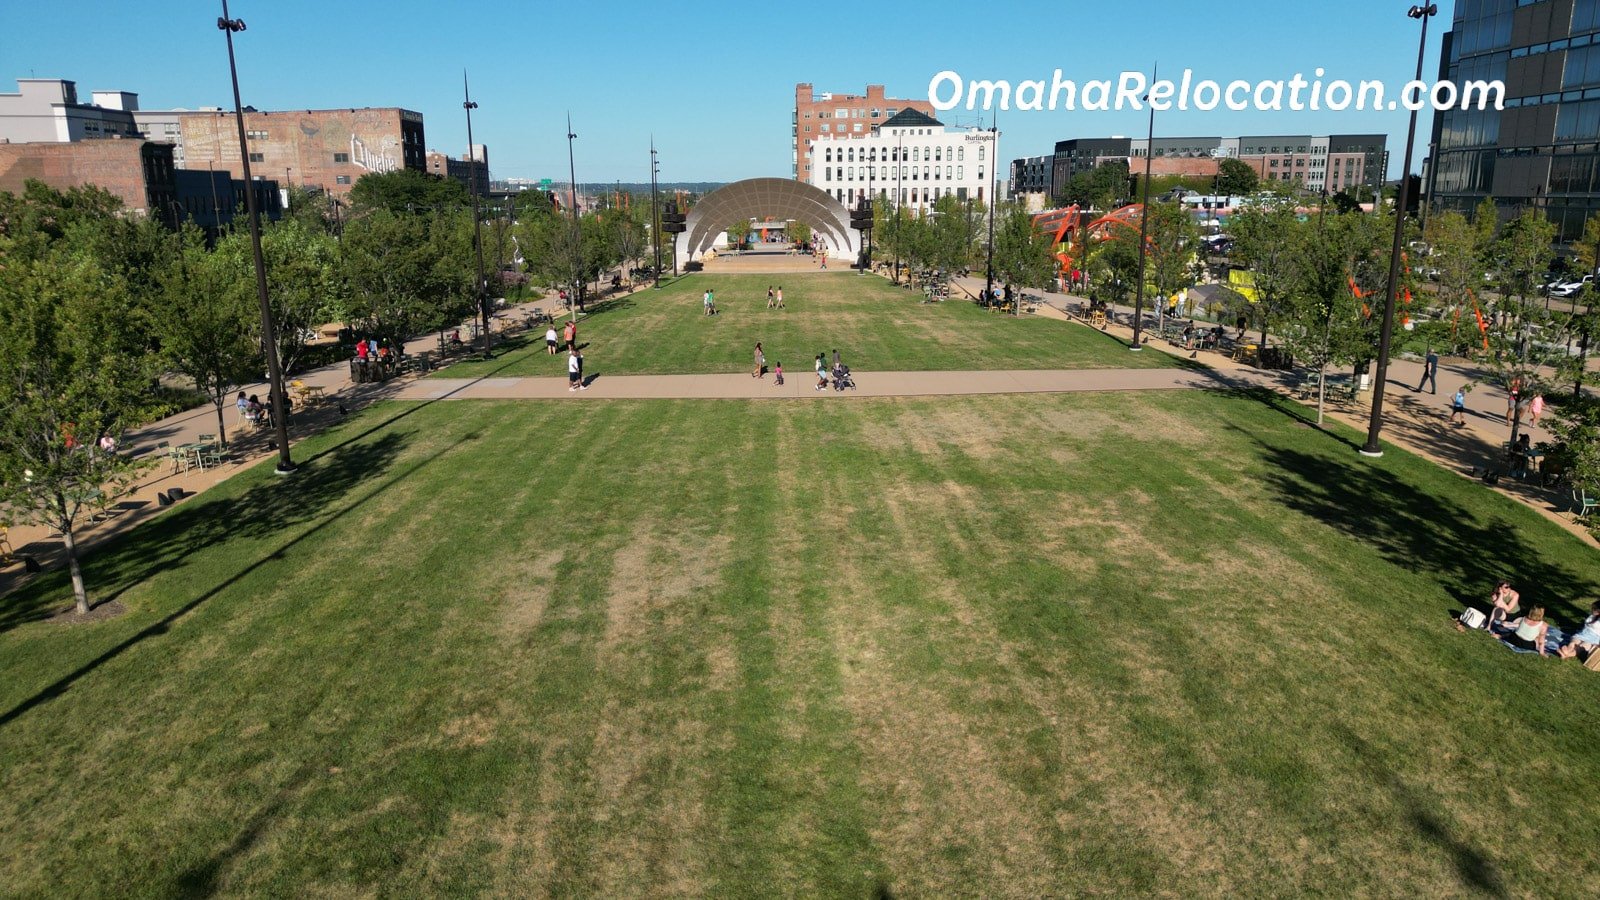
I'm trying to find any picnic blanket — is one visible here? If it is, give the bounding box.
[1487,623,1566,656]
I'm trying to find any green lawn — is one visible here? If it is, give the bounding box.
[442,272,1180,378]
[2,389,1599,895]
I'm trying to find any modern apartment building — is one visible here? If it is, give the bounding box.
[1427,0,1600,240]
[805,108,997,215]
[793,83,935,183]
[1034,133,1388,204]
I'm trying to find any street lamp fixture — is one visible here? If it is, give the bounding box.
[1132,64,1157,351]
[1361,3,1437,458]
[463,71,490,356]
[217,0,294,475]
[566,114,580,324]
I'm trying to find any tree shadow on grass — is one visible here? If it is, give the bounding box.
[0,427,485,729]
[1336,726,1508,898]
[171,759,320,897]
[1235,389,1598,625]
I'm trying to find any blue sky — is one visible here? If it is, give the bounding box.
[2,1,1453,183]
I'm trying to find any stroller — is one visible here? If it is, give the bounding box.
[831,363,856,391]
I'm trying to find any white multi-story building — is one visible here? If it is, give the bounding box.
[804,108,998,215]
[0,79,143,144]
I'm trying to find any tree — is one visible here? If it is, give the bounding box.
[789,221,812,246]
[991,206,1056,290]
[1229,204,1302,347]
[1143,201,1199,322]
[609,209,645,284]
[348,169,470,214]
[1058,160,1130,211]
[725,218,749,250]
[212,218,344,378]
[1485,208,1558,447]
[1216,158,1259,196]
[0,253,153,615]
[926,194,974,275]
[1557,214,1600,398]
[1423,208,1492,356]
[339,209,474,350]
[154,227,261,448]
[1279,211,1386,424]
[1547,395,1600,500]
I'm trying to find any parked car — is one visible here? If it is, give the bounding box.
[1549,275,1593,298]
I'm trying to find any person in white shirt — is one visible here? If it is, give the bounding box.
[545,326,559,355]
[568,350,582,391]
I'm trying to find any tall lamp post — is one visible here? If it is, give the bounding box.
[1362,3,1437,458]
[894,130,904,284]
[566,114,580,324]
[1131,63,1157,351]
[463,71,490,355]
[984,110,998,308]
[651,138,662,290]
[217,1,294,474]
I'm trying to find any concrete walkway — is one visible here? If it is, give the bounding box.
[399,367,1230,401]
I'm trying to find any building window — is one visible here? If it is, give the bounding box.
[246,129,268,140]
[336,175,351,185]
[334,152,350,163]
[821,124,830,132]
[958,148,964,162]
[848,167,854,180]
[957,165,964,179]
[248,152,264,162]
[978,147,985,161]
[913,148,920,162]
[946,166,952,179]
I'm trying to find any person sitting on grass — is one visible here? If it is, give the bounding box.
[1501,607,1550,656]
[1487,581,1521,632]
[1557,600,1600,661]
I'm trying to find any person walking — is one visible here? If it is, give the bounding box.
[1506,375,1523,426]
[832,348,841,372]
[753,342,765,379]
[775,286,785,308]
[773,360,784,386]
[815,353,828,391]
[703,289,712,316]
[1530,392,1546,426]
[1416,347,1439,394]
[563,319,577,352]
[1450,385,1468,426]
[767,286,776,309]
[545,325,559,355]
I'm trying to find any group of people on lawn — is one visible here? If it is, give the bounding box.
[1460,580,1600,663]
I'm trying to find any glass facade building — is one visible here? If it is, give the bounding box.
[1430,0,1600,239]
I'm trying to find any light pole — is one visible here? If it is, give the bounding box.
[1131,63,1157,351]
[566,114,580,323]
[651,137,662,290]
[464,70,490,355]
[895,130,904,284]
[217,1,294,474]
[1362,3,1437,458]
[984,109,997,308]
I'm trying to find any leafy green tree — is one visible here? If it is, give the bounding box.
[725,218,750,250]
[926,194,974,275]
[1144,201,1199,321]
[1058,160,1130,211]
[1091,232,1140,306]
[0,252,154,615]
[154,227,261,448]
[991,205,1056,290]
[213,218,343,378]
[339,209,474,350]
[1547,395,1600,498]
[609,209,646,284]
[1216,158,1259,196]
[789,221,812,246]
[348,169,469,214]
[1485,208,1557,445]
[1279,211,1385,424]
[1229,204,1302,347]
[1423,207,1492,355]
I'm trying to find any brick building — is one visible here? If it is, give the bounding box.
[150,107,427,199]
[793,83,935,182]
[0,137,178,224]
[426,144,489,196]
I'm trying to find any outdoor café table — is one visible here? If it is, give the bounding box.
[176,442,207,472]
